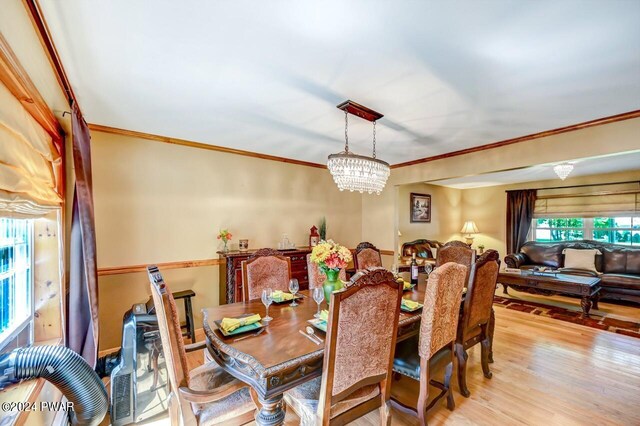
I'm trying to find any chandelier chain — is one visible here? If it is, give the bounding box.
[344,110,349,153]
[372,121,377,159]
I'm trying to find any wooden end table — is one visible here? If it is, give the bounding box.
[498,271,601,318]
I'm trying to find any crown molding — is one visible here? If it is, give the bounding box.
[88,123,327,169]
[391,110,640,169]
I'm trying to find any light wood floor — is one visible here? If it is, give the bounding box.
[177,302,640,426]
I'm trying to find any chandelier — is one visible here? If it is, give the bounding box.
[327,100,390,195]
[553,162,574,180]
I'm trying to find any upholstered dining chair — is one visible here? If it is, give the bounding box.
[436,240,476,284]
[455,250,500,397]
[147,266,256,426]
[241,248,291,300]
[284,268,403,425]
[392,262,467,425]
[306,254,347,289]
[353,241,383,271]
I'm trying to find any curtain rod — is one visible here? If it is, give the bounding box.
[505,180,640,193]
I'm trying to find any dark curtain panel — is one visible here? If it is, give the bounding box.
[67,102,99,367]
[506,189,537,255]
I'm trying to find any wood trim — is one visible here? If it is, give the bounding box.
[22,0,76,105]
[0,32,64,148]
[391,110,640,169]
[99,249,394,277]
[98,258,224,276]
[88,123,327,169]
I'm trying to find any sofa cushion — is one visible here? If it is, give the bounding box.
[600,274,640,290]
[562,248,600,272]
[603,249,627,273]
[521,244,563,268]
[627,250,640,274]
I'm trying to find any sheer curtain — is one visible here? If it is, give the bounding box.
[506,190,537,255]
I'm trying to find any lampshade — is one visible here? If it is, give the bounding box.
[460,221,479,235]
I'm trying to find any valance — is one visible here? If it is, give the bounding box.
[0,82,62,216]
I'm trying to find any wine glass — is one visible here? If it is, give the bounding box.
[313,287,325,318]
[424,263,433,276]
[289,279,300,307]
[261,288,273,322]
[390,263,398,278]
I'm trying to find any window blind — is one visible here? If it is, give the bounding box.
[533,182,640,218]
[0,82,62,217]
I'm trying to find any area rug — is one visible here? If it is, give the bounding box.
[493,296,640,339]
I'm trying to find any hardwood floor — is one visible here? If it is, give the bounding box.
[177,303,640,425]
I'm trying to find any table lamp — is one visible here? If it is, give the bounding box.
[460,220,479,245]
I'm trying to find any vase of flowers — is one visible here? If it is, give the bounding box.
[310,240,352,304]
[217,229,232,252]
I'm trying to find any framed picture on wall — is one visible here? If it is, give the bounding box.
[410,193,431,223]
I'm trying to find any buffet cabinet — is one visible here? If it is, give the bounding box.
[218,248,312,304]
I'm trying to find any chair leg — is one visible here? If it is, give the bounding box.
[488,309,495,363]
[379,400,391,426]
[480,326,493,379]
[417,358,429,425]
[445,343,455,410]
[184,296,196,343]
[455,343,470,397]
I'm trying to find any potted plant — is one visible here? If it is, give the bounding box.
[310,239,352,304]
[478,244,485,254]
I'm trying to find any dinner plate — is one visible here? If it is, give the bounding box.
[214,314,265,337]
[271,293,304,304]
[403,283,416,292]
[307,318,327,332]
[401,300,423,312]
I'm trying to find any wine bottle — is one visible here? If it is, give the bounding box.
[410,253,419,285]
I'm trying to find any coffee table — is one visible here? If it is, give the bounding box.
[498,271,601,318]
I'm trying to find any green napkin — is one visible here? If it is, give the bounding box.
[220,314,261,333]
[319,309,329,322]
[272,290,294,302]
[402,299,421,310]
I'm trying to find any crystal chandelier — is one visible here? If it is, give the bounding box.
[553,162,574,180]
[327,101,390,195]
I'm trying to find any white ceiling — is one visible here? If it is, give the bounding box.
[430,150,640,189]
[40,0,640,165]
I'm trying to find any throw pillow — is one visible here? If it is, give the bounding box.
[562,248,601,272]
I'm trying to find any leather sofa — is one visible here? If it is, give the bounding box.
[505,240,640,304]
[400,239,443,259]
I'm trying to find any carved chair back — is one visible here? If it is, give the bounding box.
[242,248,292,300]
[353,241,383,271]
[459,250,500,342]
[419,262,467,359]
[436,241,476,284]
[306,254,347,289]
[317,268,403,422]
[147,266,196,423]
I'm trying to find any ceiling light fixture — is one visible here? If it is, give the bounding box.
[327,100,390,195]
[553,162,574,180]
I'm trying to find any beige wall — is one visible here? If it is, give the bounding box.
[397,183,462,247]
[461,169,640,260]
[92,131,364,349]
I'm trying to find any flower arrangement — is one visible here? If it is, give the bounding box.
[310,239,352,273]
[217,229,232,251]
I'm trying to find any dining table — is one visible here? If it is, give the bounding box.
[202,280,495,426]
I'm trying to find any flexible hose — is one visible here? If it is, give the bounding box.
[0,345,108,426]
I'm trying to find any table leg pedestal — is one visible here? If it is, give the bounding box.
[255,394,286,426]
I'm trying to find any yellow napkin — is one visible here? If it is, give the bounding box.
[272,290,294,302]
[220,314,262,333]
[319,310,329,322]
[395,277,413,290]
[402,299,421,310]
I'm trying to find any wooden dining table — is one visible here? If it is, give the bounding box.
[203,281,494,425]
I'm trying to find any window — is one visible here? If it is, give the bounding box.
[531,216,640,246]
[0,218,33,348]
